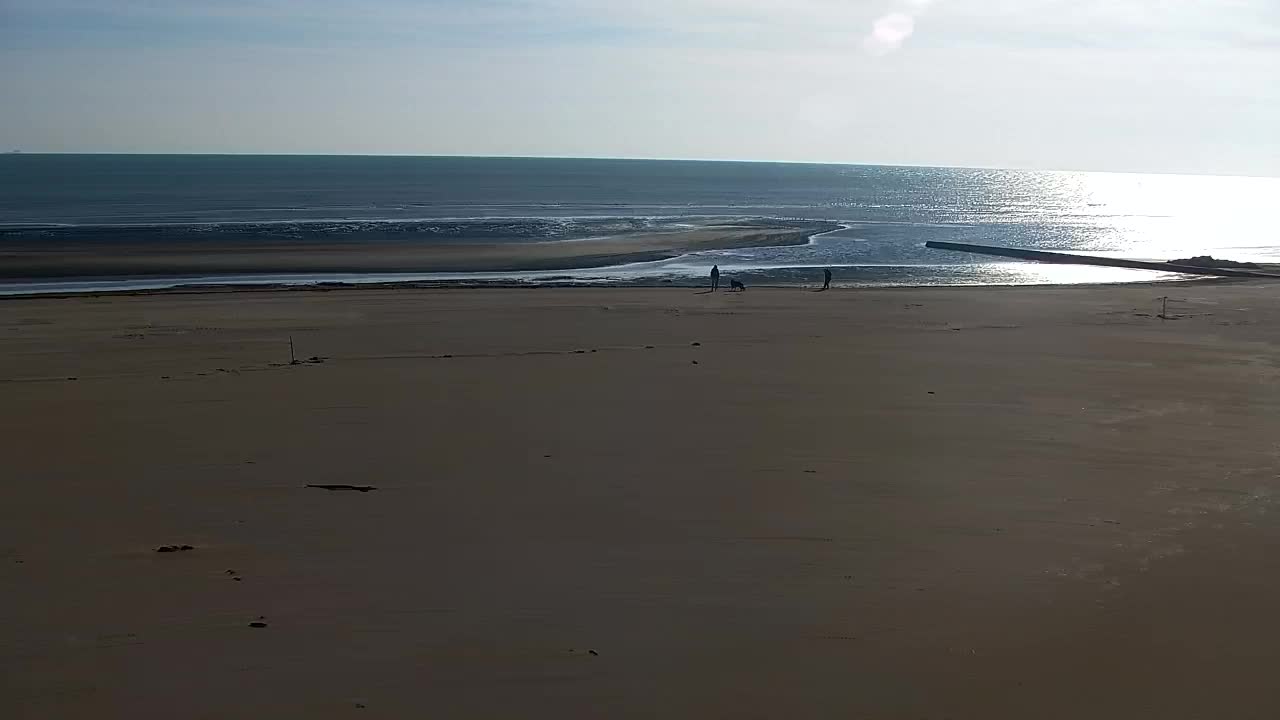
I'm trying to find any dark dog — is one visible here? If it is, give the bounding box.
[729,279,746,292]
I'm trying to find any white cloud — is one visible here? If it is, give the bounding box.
[863,12,917,55]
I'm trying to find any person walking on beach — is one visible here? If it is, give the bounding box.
[710,264,720,292]
[822,268,832,291]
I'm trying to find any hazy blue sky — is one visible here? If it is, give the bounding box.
[1,0,1278,175]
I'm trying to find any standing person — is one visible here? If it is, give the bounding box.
[710,264,720,292]
[822,267,832,291]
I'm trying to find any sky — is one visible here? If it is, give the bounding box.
[1,0,1278,176]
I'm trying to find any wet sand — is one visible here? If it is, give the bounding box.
[0,221,836,279]
[5,283,1280,718]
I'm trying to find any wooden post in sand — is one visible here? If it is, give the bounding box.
[289,335,297,364]
[1160,297,1168,320]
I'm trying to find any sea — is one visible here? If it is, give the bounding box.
[2,154,1278,295]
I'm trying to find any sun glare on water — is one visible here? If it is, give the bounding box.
[999,170,1280,262]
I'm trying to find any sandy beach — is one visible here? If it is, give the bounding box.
[0,221,836,279]
[5,281,1280,719]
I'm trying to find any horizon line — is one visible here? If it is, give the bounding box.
[3,151,1276,181]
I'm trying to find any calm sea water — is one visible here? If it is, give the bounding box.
[2,154,1277,293]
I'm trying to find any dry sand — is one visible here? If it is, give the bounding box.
[4,282,1280,718]
[0,222,834,278]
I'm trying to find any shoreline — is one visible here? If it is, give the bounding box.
[0,223,1206,300]
[0,272,1225,301]
[3,218,1225,298]
[0,220,839,280]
